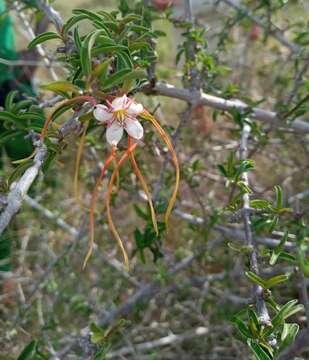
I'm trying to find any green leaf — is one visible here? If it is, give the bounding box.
[121,13,142,24]
[0,111,26,129]
[62,14,88,36]
[217,164,228,177]
[271,300,304,329]
[4,91,18,110]
[133,204,149,221]
[231,316,252,338]
[92,58,112,79]
[227,242,252,254]
[41,81,80,95]
[28,32,60,49]
[92,44,128,57]
[279,323,299,352]
[90,322,105,344]
[245,271,266,288]
[73,27,82,52]
[237,181,253,194]
[277,252,295,263]
[248,308,261,334]
[265,273,291,289]
[81,30,109,75]
[297,246,309,278]
[19,112,45,122]
[101,68,132,89]
[247,339,272,360]
[14,99,34,113]
[17,340,37,360]
[97,10,116,22]
[129,41,152,52]
[275,185,283,209]
[246,271,291,290]
[250,199,271,209]
[73,9,114,35]
[73,9,107,24]
[117,51,133,70]
[269,231,289,265]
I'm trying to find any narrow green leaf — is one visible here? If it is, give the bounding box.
[28,32,60,49]
[271,300,304,329]
[247,339,272,360]
[129,41,152,52]
[278,323,299,353]
[73,27,82,52]
[17,340,37,360]
[275,185,283,209]
[245,271,266,288]
[4,91,18,110]
[81,30,108,75]
[13,99,34,113]
[250,199,271,209]
[41,81,80,95]
[265,273,291,289]
[62,14,88,36]
[232,316,252,338]
[92,58,112,79]
[269,231,289,265]
[248,308,261,333]
[101,68,132,89]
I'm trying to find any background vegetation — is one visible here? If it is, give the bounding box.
[0,0,309,359]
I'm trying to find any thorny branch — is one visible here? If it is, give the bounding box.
[106,327,209,358]
[151,82,309,133]
[239,124,270,325]
[14,1,58,80]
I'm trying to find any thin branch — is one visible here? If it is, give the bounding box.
[106,327,209,358]
[35,0,63,33]
[150,82,309,133]
[285,55,309,105]
[97,251,201,327]
[14,1,58,80]
[0,144,48,237]
[239,124,270,325]
[0,57,62,67]
[24,195,142,290]
[220,0,300,53]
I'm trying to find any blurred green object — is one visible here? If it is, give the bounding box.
[0,0,19,86]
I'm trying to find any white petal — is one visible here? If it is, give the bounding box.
[125,119,144,140]
[93,105,112,123]
[106,122,124,145]
[111,95,127,110]
[127,101,143,115]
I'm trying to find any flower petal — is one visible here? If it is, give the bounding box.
[106,122,124,145]
[127,101,143,116]
[111,95,127,110]
[93,105,112,123]
[125,119,144,140]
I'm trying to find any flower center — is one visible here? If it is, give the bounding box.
[113,109,127,126]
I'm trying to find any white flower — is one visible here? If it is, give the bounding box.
[93,95,144,146]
